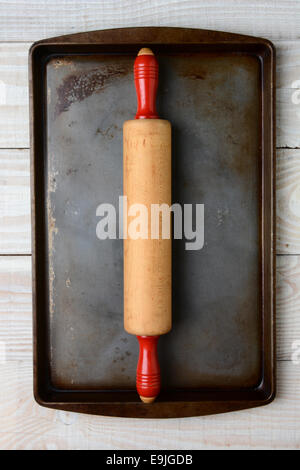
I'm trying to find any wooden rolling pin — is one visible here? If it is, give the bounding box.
[123,48,172,403]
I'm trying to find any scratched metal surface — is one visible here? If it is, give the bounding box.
[46,52,261,390]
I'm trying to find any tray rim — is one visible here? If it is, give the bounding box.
[29,26,276,418]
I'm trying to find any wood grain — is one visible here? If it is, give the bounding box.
[277,40,300,89]
[277,89,300,148]
[277,149,300,254]
[277,256,300,363]
[0,43,30,148]
[124,119,172,336]
[0,0,300,42]
[0,149,31,254]
[0,256,31,362]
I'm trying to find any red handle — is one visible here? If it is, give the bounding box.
[136,336,160,403]
[134,48,159,119]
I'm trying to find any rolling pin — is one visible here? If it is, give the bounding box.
[123,48,172,403]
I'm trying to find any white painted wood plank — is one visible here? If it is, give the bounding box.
[277,149,300,254]
[277,256,300,361]
[0,149,31,254]
[0,0,300,42]
[276,44,300,147]
[277,88,300,148]
[277,41,300,89]
[0,256,32,362]
[0,360,299,449]
[0,43,29,148]
[0,430,90,451]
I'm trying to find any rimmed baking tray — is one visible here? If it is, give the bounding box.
[29,27,275,418]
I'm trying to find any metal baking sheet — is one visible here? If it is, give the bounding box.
[29,27,275,418]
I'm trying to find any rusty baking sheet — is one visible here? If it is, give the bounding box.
[29,27,275,418]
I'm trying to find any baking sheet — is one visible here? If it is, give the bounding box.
[30,27,275,417]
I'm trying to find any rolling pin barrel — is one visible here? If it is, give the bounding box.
[123,48,172,403]
[123,119,172,336]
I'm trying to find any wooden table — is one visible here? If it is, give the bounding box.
[0,0,299,450]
